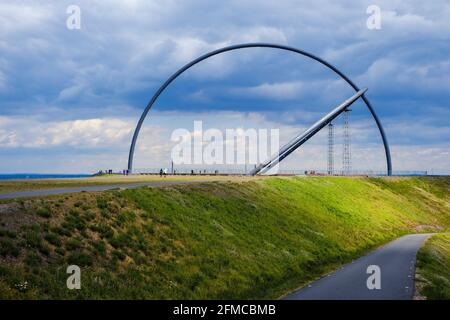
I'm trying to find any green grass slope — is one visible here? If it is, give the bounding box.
[415,233,450,299]
[0,175,246,194]
[0,176,449,299]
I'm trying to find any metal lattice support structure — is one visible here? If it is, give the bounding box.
[342,109,351,175]
[327,123,334,175]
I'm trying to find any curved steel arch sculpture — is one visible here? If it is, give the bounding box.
[128,43,392,175]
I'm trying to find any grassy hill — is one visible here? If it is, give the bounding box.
[416,233,450,299]
[0,174,248,194]
[0,176,449,299]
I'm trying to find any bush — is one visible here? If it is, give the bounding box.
[143,223,155,235]
[90,240,106,256]
[39,243,51,256]
[24,229,42,249]
[96,197,108,209]
[115,211,137,227]
[0,239,20,257]
[55,247,66,256]
[109,234,130,249]
[25,252,42,267]
[91,224,114,239]
[0,228,17,238]
[44,233,61,246]
[66,238,82,251]
[51,226,71,237]
[67,251,93,267]
[111,250,126,261]
[36,207,51,218]
[83,211,96,221]
[62,210,86,232]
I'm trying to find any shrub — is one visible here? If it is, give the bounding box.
[96,197,108,209]
[111,250,126,261]
[55,247,66,256]
[39,243,51,256]
[109,234,127,249]
[107,203,120,215]
[90,240,106,256]
[0,228,17,238]
[36,207,51,218]
[115,211,137,227]
[83,211,96,221]
[0,239,20,257]
[51,226,71,237]
[44,233,61,246]
[91,224,114,239]
[143,223,155,235]
[62,210,86,232]
[66,238,82,251]
[67,251,93,267]
[24,229,42,249]
[25,252,42,267]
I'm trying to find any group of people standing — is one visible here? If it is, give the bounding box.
[159,168,168,177]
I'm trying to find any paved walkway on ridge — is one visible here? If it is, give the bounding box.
[283,234,432,300]
[0,180,201,200]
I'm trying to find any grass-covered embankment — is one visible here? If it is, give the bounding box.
[415,233,450,299]
[0,176,449,299]
[0,174,246,194]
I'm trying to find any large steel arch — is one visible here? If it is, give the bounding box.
[128,43,392,175]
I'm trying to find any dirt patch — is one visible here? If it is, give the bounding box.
[0,202,39,231]
[414,224,444,232]
[413,273,428,300]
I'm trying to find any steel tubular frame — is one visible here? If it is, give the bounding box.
[127,43,392,175]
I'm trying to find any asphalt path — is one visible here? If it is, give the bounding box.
[0,180,201,200]
[283,233,432,300]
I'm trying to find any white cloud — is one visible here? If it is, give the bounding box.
[0,3,54,36]
[382,10,449,38]
[357,57,450,93]
[57,84,86,101]
[0,116,133,148]
[231,81,304,100]
[228,26,287,44]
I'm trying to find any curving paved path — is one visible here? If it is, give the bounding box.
[283,234,432,300]
[0,180,202,200]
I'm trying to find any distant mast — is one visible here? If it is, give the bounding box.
[327,123,334,175]
[342,109,351,175]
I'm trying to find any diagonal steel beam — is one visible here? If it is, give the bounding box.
[250,88,367,176]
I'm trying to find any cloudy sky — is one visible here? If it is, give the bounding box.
[0,0,449,174]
